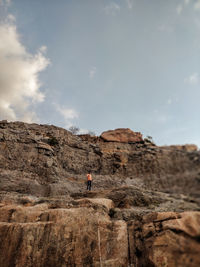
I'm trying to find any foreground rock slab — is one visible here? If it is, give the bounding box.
[128,211,200,267]
[0,201,200,267]
[0,121,200,266]
[0,202,128,267]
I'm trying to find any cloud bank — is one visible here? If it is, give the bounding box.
[184,73,199,85]
[56,105,79,128]
[104,2,120,15]
[176,0,200,15]
[126,0,134,9]
[89,66,97,79]
[0,19,49,122]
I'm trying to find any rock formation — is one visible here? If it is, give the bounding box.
[128,211,200,267]
[0,121,200,267]
[100,128,143,143]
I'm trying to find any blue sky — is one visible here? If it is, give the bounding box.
[0,0,200,146]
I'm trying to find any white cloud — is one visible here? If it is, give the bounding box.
[56,105,79,128]
[7,14,15,22]
[78,128,89,134]
[158,24,173,33]
[167,99,172,105]
[152,111,169,124]
[194,0,200,10]
[184,73,199,85]
[105,2,120,15]
[89,66,97,79]
[176,0,196,14]
[0,20,50,122]
[5,0,11,5]
[157,115,168,124]
[39,45,47,53]
[126,0,134,9]
[176,4,183,15]
[0,0,11,6]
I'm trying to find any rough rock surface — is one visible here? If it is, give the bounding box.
[162,144,198,152]
[0,195,199,267]
[100,128,143,143]
[1,120,200,198]
[128,211,200,267]
[0,121,200,267]
[0,202,128,267]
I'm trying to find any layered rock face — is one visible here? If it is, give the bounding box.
[0,121,200,198]
[0,193,199,267]
[0,121,200,267]
[0,200,128,267]
[128,211,200,267]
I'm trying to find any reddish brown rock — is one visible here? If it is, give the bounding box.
[0,202,128,267]
[128,211,200,267]
[100,128,143,143]
[0,121,200,266]
[0,202,200,267]
[0,121,200,198]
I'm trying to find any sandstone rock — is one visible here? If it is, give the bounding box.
[128,211,200,267]
[0,202,199,267]
[100,128,143,143]
[0,203,128,267]
[0,121,200,198]
[0,121,200,266]
[163,144,198,152]
[37,142,54,152]
[76,198,114,211]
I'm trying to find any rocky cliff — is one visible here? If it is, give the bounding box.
[0,121,200,267]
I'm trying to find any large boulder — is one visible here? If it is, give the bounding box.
[128,211,200,267]
[0,201,200,267]
[100,128,143,143]
[0,202,128,267]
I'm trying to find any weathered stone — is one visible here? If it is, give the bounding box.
[37,142,54,152]
[100,128,143,143]
[0,121,200,267]
[163,144,198,152]
[128,211,200,267]
[0,121,200,198]
[0,203,128,267]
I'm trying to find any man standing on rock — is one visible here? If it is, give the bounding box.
[87,172,92,191]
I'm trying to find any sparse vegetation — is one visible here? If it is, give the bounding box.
[88,130,96,136]
[48,136,59,146]
[68,126,96,136]
[144,135,155,145]
[68,126,80,135]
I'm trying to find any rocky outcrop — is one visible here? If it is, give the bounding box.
[0,120,200,266]
[100,128,143,143]
[1,121,199,198]
[0,201,128,267]
[0,198,199,267]
[162,144,198,152]
[128,211,200,267]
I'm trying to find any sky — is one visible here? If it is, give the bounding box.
[0,0,200,147]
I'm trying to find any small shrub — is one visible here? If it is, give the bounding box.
[48,137,59,146]
[88,130,96,136]
[68,126,80,135]
[144,135,155,145]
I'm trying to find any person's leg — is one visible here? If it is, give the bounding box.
[89,181,91,191]
[87,181,89,190]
